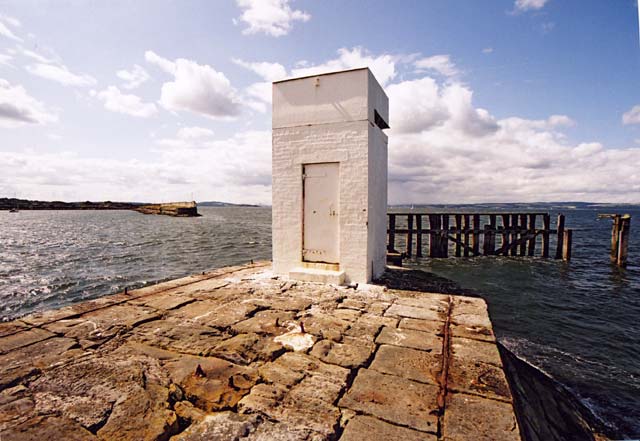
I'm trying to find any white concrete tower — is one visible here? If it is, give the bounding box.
[271,68,389,284]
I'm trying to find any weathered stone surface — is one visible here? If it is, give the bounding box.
[169,300,259,328]
[341,415,436,441]
[310,337,375,369]
[448,358,512,401]
[384,303,443,321]
[164,355,257,412]
[170,411,261,441]
[210,332,283,365]
[451,296,492,329]
[339,369,440,433]
[0,263,519,440]
[399,317,444,334]
[443,393,520,441]
[44,304,160,345]
[0,327,54,354]
[370,344,441,385]
[0,320,28,338]
[232,310,296,335]
[451,336,503,367]
[128,319,230,356]
[0,337,80,389]
[376,326,442,352]
[1,415,96,441]
[128,291,195,311]
[450,321,495,342]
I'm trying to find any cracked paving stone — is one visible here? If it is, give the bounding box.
[163,355,258,412]
[231,310,296,335]
[1,415,96,441]
[340,414,436,441]
[384,303,444,321]
[448,358,512,402]
[0,337,81,389]
[168,300,260,328]
[310,337,375,369]
[127,319,231,356]
[0,328,55,354]
[169,411,261,441]
[450,321,495,343]
[376,326,442,352]
[338,368,440,434]
[209,332,284,365]
[369,344,441,385]
[451,336,503,367]
[398,317,444,334]
[0,321,29,338]
[443,393,520,441]
[128,291,195,311]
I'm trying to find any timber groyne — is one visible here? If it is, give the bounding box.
[0,262,520,440]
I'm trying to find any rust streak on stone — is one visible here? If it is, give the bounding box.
[436,295,454,436]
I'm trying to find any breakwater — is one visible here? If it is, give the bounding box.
[0,262,522,440]
[0,198,200,217]
[135,201,200,217]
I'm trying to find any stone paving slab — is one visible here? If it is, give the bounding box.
[0,262,520,440]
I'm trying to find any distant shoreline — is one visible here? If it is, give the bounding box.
[0,198,260,211]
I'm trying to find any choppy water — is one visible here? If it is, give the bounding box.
[1,205,639,437]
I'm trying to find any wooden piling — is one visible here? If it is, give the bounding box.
[406,214,414,257]
[472,215,480,256]
[501,214,510,256]
[416,215,423,258]
[541,214,551,258]
[441,215,450,258]
[617,216,631,267]
[610,215,621,263]
[519,214,527,256]
[510,214,518,256]
[454,214,462,257]
[463,215,471,257]
[555,214,565,260]
[388,214,396,252]
[527,214,536,257]
[484,215,497,255]
[562,229,572,261]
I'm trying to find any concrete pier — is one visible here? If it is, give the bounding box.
[0,262,520,440]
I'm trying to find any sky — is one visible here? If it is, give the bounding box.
[1,0,640,204]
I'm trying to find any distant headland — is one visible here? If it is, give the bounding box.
[0,198,260,217]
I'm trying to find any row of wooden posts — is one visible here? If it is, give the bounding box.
[387,212,572,260]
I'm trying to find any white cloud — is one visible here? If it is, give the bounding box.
[95,86,158,118]
[233,58,287,81]
[0,78,58,128]
[157,126,215,148]
[145,50,242,119]
[514,0,549,12]
[414,55,459,78]
[0,53,13,67]
[482,47,494,54]
[0,130,272,204]
[26,63,96,87]
[235,0,310,37]
[622,105,640,125]
[291,47,397,86]
[116,64,150,90]
[0,14,21,42]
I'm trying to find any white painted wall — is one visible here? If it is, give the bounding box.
[272,68,389,283]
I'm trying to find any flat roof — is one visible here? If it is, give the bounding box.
[272,67,370,84]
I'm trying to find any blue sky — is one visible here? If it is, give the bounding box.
[1,0,639,204]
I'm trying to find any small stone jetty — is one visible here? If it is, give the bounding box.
[135,201,200,217]
[0,262,520,440]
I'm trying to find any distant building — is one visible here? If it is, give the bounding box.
[271,68,389,284]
